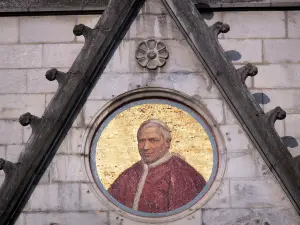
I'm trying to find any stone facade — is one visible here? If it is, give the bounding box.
[0,1,300,224]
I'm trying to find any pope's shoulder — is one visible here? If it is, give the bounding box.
[117,161,142,177]
[169,154,192,167]
[117,155,200,177]
[169,155,202,176]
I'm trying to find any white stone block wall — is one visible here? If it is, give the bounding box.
[219,10,300,157]
[0,1,299,224]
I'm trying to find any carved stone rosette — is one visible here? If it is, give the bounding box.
[135,39,169,70]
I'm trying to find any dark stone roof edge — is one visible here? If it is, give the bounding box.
[0,0,299,14]
[194,0,300,8]
[0,6,106,14]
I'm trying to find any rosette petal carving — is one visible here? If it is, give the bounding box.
[135,39,169,70]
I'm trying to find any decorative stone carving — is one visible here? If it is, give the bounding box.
[209,21,230,38]
[19,112,41,131]
[46,68,67,85]
[135,39,169,70]
[237,63,258,84]
[265,106,286,129]
[73,24,94,41]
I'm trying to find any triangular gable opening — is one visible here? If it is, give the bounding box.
[0,0,299,224]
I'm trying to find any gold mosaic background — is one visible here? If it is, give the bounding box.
[96,104,214,189]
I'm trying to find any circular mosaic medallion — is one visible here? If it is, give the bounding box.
[84,88,226,222]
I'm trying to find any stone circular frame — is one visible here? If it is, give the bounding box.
[82,88,226,223]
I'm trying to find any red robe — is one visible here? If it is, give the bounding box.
[108,154,206,213]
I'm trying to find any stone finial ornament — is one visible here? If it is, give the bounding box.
[265,106,286,129]
[209,21,230,38]
[46,68,67,85]
[135,39,169,70]
[73,24,94,41]
[237,63,258,84]
[19,112,41,131]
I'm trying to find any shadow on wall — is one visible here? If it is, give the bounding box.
[197,3,214,20]
[252,92,270,105]
[252,92,299,152]
[198,3,299,159]
[198,3,242,62]
[225,50,242,61]
[282,136,299,148]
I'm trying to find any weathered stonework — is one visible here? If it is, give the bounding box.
[203,209,300,225]
[0,0,300,224]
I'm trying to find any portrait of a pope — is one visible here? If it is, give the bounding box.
[108,119,207,213]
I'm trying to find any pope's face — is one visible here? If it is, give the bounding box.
[137,126,170,164]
